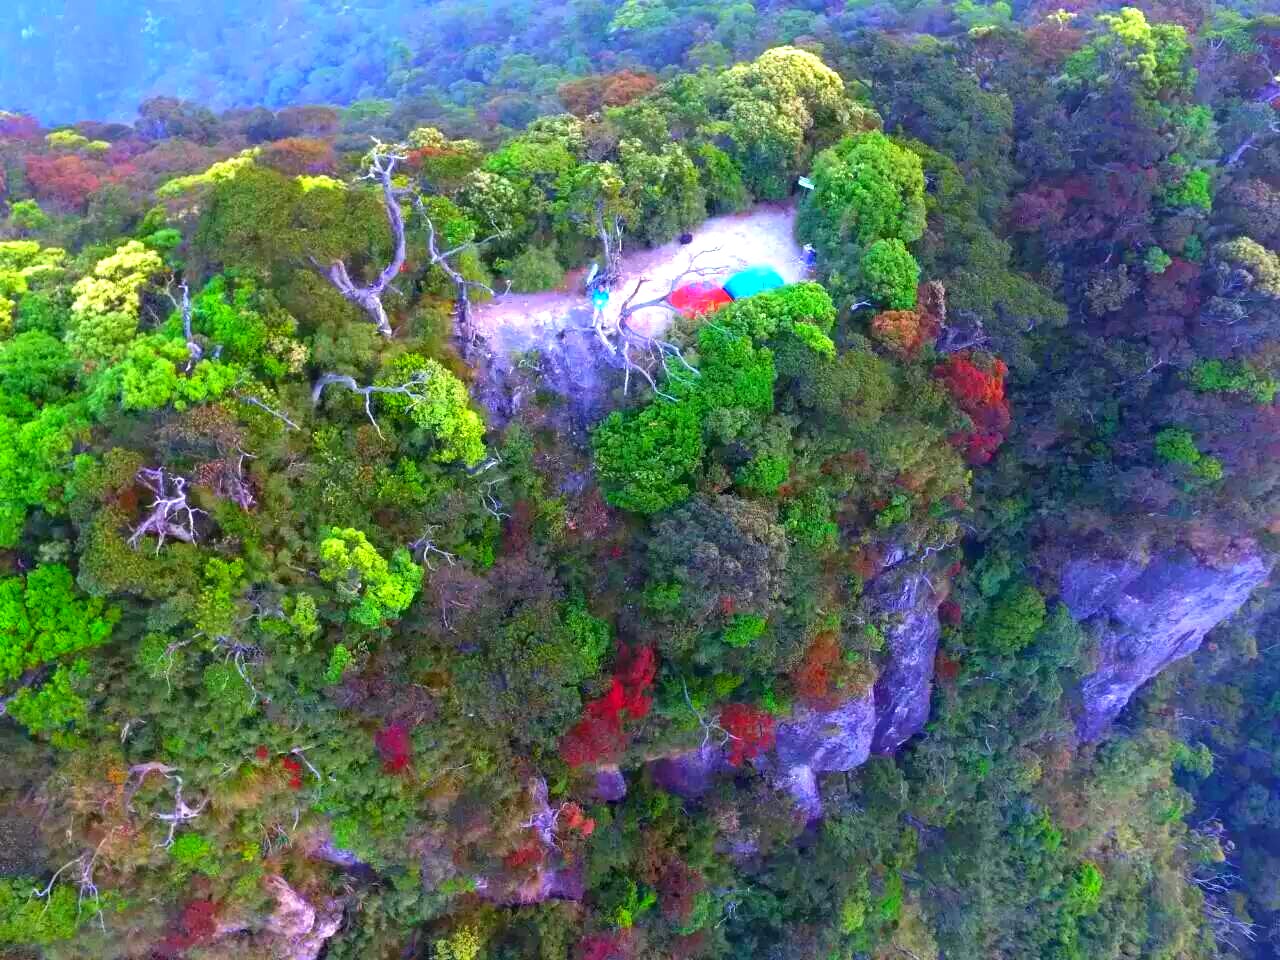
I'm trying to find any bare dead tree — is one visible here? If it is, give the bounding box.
[413,197,506,348]
[682,678,732,752]
[479,477,511,520]
[409,526,457,570]
[128,468,206,552]
[289,746,325,784]
[429,564,482,632]
[521,778,561,848]
[310,370,437,440]
[196,449,256,510]
[582,249,738,399]
[125,763,209,848]
[1223,85,1280,166]
[163,278,203,369]
[594,199,626,288]
[1203,896,1259,950]
[311,144,408,338]
[30,847,109,929]
[213,634,264,706]
[936,316,991,354]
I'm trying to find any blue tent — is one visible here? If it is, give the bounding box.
[724,265,785,301]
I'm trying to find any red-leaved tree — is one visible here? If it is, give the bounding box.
[375,723,413,773]
[720,703,776,767]
[24,154,102,210]
[157,899,219,956]
[934,352,1011,464]
[560,645,656,767]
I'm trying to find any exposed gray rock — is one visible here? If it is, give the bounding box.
[775,694,876,772]
[765,559,942,820]
[592,764,627,802]
[870,567,940,755]
[880,541,910,570]
[479,862,587,906]
[776,765,822,822]
[649,745,728,799]
[545,863,586,901]
[771,695,875,820]
[1060,559,1143,621]
[262,875,344,960]
[1070,548,1271,741]
[473,304,615,439]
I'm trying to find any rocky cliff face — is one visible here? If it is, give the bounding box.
[650,744,729,799]
[1066,547,1271,741]
[651,552,943,820]
[869,565,941,755]
[772,694,877,819]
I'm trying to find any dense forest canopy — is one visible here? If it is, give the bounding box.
[2,1,1280,959]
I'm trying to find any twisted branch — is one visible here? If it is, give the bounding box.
[125,763,208,848]
[310,143,407,337]
[310,370,436,440]
[128,468,206,552]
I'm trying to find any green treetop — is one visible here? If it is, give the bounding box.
[318,527,423,629]
[0,563,119,686]
[803,132,927,251]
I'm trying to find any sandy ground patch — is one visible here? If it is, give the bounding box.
[472,202,806,355]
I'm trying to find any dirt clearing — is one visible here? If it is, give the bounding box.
[472,202,806,356]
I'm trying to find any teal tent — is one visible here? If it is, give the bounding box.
[724,266,785,301]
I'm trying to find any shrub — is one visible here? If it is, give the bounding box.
[505,244,566,292]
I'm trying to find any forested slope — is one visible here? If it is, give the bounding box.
[1,3,1279,959]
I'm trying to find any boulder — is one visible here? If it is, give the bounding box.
[262,875,344,960]
[775,694,876,772]
[592,764,627,802]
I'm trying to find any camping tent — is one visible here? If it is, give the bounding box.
[724,266,785,301]
[669,281,732,317]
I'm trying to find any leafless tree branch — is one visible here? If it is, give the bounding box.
[310,370,436,440]
[310,142,408,337]
[583,249,738,399]
[238,394,300,431]
[412,197,504,348]
[163,278,203,369]
[128,468,206,552]
[125,763,208,848]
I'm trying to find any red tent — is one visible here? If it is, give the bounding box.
[669,281,732,317]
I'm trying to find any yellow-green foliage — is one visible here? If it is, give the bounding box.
[156,150,260,198]
[66,240,164,363]
[297,174,346,193]
[318,527,423,629]
[376,353,487,466]
[44,129,108,153]
[433,925,483,960]
[69,240,162,319]
[0,241,67,336]
[1216,236,1280,298]
[714,46,878,198]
